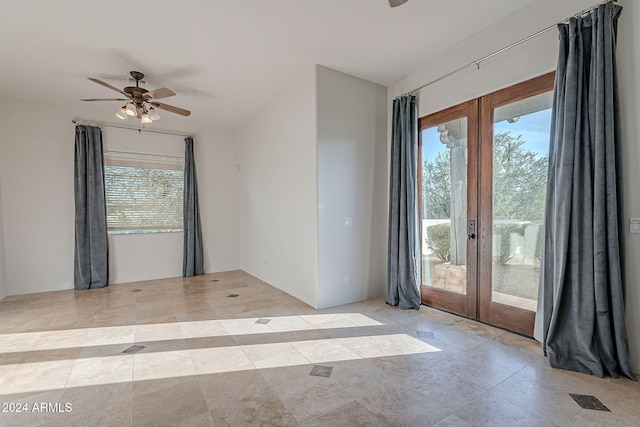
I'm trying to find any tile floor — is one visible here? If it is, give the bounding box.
[0,270,638,426]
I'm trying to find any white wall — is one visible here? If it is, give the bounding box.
[0,98,239,294]
[0,177,7,300]
[316,66,387,309]
[618,0,640,376]
[237,68,318,307]
[195,127,241,273]
[103,126,240,283]
[390,0,640,373]
[392,0,596,115]
[103,127,185,283]
[0,100,75,294]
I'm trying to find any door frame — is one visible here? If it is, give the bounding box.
[477,71,555,336]
[418,99,478,319]
[418,72,555,337]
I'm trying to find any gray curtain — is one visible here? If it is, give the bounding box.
[74,125,108,290]
[387,95,421,310]
[183,137,204,277]
[534,3,634,380]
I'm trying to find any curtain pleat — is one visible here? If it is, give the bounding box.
[183,137,204,277]
[74,125,108,290]
[387,95,421,310]
[534,2,634,379]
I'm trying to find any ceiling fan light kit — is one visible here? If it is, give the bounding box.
[82,71,191,124]
[148,107,160,121]
[115,106,128,120]
[125,103,137,116]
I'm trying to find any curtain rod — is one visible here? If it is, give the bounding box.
[72,120,193,138]
[403,0,616,96]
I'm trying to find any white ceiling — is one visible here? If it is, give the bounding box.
[0,0,547,130]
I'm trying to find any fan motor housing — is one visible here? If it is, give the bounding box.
[124,86,148,96]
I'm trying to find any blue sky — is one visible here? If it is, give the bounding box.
[421,108,552,162]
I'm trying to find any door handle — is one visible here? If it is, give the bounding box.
[468,220,476,241]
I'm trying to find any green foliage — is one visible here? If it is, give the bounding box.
[422,150,451,219]
[492,132,548,222]
[422,131,548,222]
[425,223,451,263]
[425,221,541,266]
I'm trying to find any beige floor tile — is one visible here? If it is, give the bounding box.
[50,382,133,427]
[455,317,508,339]
[433,323,497,351]
[0,331,41,353]
[189,346,255,375]
[432,414,474,427]
[569,409,640,427]
[1,358,76,394]
[298,313,363,329]
[134,322,184,342]
[66,354,133,387]
[290,338,363,364]
[241,342,310,369]
[337,333,442,358]
[436,349,521,390]
[92,308,136,327]
[173,307,219,322]
[587,390,640,425]
[0,356,21,384]
[264,315,313,332]
[133,349,196,381]
[173,411,216,427]
[451,391,559,426]
[466,339,540,372]
[230,327,333,347]
[132,377,208,427]
[1,271,637,426]
[0,388,67,427]
[260,364,353,421]
[197,369,271,409]
[178,319,229,339]
[220,317,275,336]
[514,358,603,395]
[299,400,393,427]
[360,359,487,426]
[490,370,582,425]
[82,325,135,347]
[18,347,82,368]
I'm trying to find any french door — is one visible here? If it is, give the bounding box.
[419,72,554,336]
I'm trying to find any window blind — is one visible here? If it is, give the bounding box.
[103,151,184,234]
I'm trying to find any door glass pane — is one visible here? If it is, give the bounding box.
[492,92,553,311]
[421,117,467,295]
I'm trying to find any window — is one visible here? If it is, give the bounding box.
[104,151,184,234]
[418,72,555,336]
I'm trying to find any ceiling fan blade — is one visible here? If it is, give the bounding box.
[150,102,191,117]
[88,78,129,97]
[388,0,409,7]
[144,87,176,100]
[81,98,129,101]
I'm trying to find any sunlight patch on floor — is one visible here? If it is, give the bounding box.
[0,333,441,394]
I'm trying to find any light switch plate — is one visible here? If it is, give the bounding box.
[630,218,640,234]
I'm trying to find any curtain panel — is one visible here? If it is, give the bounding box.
[387,95,421,310]
[183,137,204,277]
[534,2,634,379]
[74,125,109,290]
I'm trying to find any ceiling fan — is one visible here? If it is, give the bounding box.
[82,71,191,123]
[389,0,410,7]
